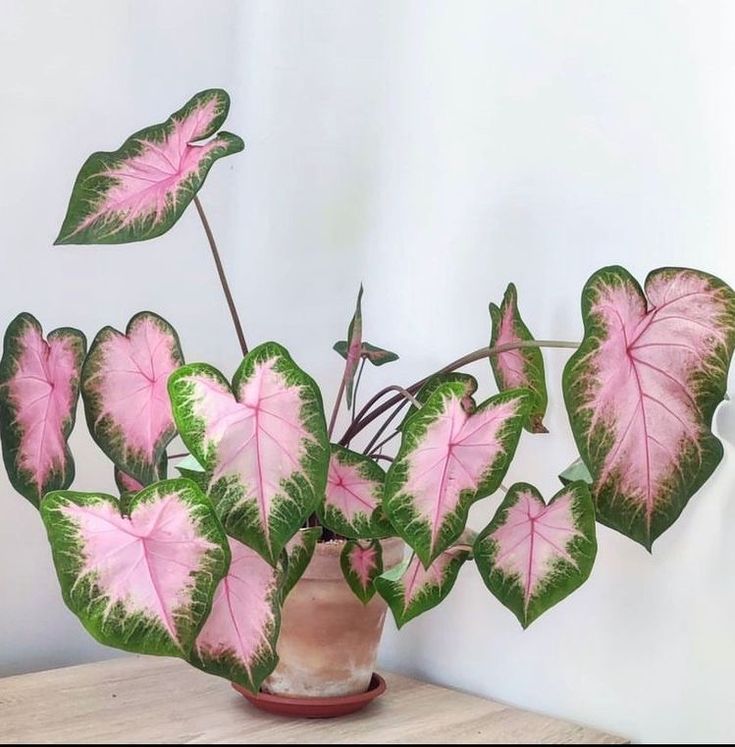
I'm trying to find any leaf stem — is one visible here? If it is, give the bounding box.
[193,195,249,357]
[327,378,346,440]
[340,339,578,446]
[351,358,367,424]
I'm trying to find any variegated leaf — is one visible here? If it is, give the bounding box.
[173,453,210,493]
[191,536,281,693]
[55,89,243,245]
[82,312,184,486]
[0,313,86,507]
[41,479,230,657]
[282,526,322,599]
[343,285,364,409]
[490,283,548,433]
[168,342,330,566]
[375,545,469,628]
[474,482,597,628]
[340,539,383,603]
[114,454,168,498]
[333,340,399,366]
[318,444,393,539]
[384,381,530,567]
[563,266,735,549]
[399,373,477,430]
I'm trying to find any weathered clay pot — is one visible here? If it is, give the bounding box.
[262,537,404,698]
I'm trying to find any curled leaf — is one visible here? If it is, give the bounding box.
[489,283,548,433]
[333,341,399,366]
[55,89,243,245]
[0,313,86,507]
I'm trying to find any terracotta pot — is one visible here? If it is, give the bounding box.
[262,536,404,698]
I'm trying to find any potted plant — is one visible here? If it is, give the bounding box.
[2,88,734,715]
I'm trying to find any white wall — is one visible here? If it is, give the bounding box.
[2,1,735,743]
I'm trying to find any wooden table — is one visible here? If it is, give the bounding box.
[0,657,627,744]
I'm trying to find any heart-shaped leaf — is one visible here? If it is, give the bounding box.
[384,380,529,567]
[168,342,330,566]
[281,526,322,599]
[490,283,548,433]
[333,341,399,366]
[340,539,383,603]
[563,266,735,549]
[41,479,230,657]
[191,536,281,693]
[375,544,469,628]
[55,89,244,245]
[318,444,393,539]
[399,373,477,430]
[342,286,364,409]
[82,312,184,486]
[474,481,597,628]
[0,313,86,507]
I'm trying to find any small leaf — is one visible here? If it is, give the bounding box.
[343,286,364,409]
[56,89,243,245]
[169,342,330,566]
[333,341,399,366]
[318,444,394,539]
[281,526,322,599]
[0,313,86,507]
[563,266,735,549]
[174,453,210,493]
[384,380,530,567]
[558,457,593,487]
[474,481,597,628]
[191,536,281,693]
[375,544,469,628]
[41,479,230,657]
[115,453,168,497]
[82,312,184,486]
[489,283,548,433]
[340,539,383,603]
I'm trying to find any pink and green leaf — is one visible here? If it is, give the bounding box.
[384,380,530,567]
[82,312,184,486]
[399,373,477,430]
[375,544,470,628]
[474,481,597,628]
[41,479,230,658]
[340,539,383,604]
[563,266,735,549]
[114,454,168,499]
[490,283,548,433]
[168,342,330,566]
[281,526,322,599]
[0,314,86,507]
[342,286,364,409]
[55,89,243,245]
[318,444,393,539]
[191,536,281,693]
[333,340,398,366]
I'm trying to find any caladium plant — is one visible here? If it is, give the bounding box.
[4,87,735,696]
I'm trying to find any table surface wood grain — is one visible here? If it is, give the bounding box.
[0,657,627,744]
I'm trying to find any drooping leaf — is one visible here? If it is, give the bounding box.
[558,457,593,487]
[318,444,393,539]
[82,312,184,486]
[342,286,364,409]
[563,266,735,549]
[384,381,530,567]
[41,479,230,657]
[375,544,470,628]
[489,283,548,433]
[0,313,86,507]
[474,481,597,628]
[168,342,330,566]
[333,341,399,366]
[191,536,281,693]
[399,373,477,430]
[281,526,322,599]
[174,453,210,493]
[55,89,244,245]
[340,539,383,604]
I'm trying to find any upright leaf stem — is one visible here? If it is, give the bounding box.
[340,339,579,446]
[193,195,249,357]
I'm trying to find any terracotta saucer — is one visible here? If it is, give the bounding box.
[232,673,387,718]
